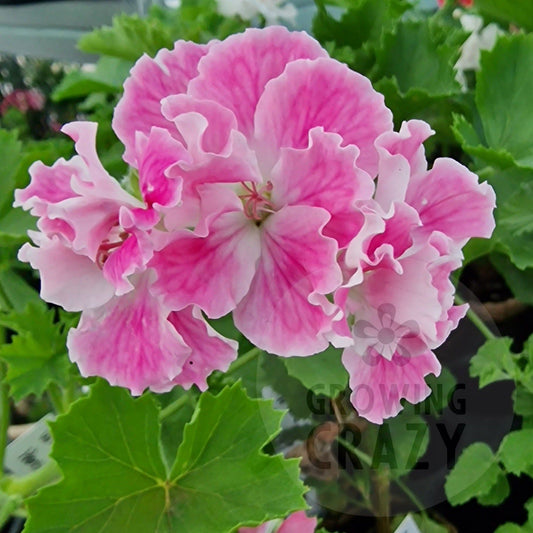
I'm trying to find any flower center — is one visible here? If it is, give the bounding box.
[239,181,275,223]
[96,228,128,268]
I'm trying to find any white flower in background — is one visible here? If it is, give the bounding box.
[216,0,297,25]
[454,10,503,89]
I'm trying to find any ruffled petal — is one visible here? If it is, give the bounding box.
[233,205,342,356]
[150,211,261,318]
[189,26,327,138]
[67,275,190,395]
[18,233,115,311]
[101,231,153,296]
[342,347,441,424]
[153,306,238,392]
[254,57,393,176]
[278,512,318,533]
[406,158,496,245]
[161,95,262,189]
[135,127,187,209]
[113,41,209,164]
[271,127,374,247]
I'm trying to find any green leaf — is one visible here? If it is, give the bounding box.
[475,0,533,32]
[498,429,533,476]
[498,182,533,237]
[0,490,22,528]
[513,386,533,418]
[78,13,174,61]
[494,524,528,533]
[0,304,73,400]
[52,58,133,101]
[477,35,533,169]
[25,382,306,533]
[282,345,348,392]
[469,337,516,388]
[477,470,510,506]
[0,130,22,216]
[491,254,533,305]
[0,269,42,312]
[391,513,448,533]
[445,443,503,506]
[312,0,411,71]
[374,18,463,98]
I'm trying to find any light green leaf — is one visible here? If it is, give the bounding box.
[494,524,528,533]
[52,58,133,101]
[477,35,533,169]
[0,304,73,400]
[25,382,306,533]
[282,346,348,393]
[0,491,22,529]
[78,13,173,61]
[445,443,502,506]
[477,470,509,506]
[498,429,533,476]
[513,386,533,418]
[469,337,516,388]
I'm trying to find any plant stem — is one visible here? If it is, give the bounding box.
[226,347,262,375]
[394,477,427,515]
[159,394,190,421]
[337,436,373,466]
[455,294,496,340]
[159,347,262,421]
[374,469,391,533]
[0,358,9,471]
[3,460,60,498]
[47,382,66,414]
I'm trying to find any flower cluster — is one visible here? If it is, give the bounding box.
[15,27,495,422]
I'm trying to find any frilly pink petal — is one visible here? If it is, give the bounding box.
[113,41,209,165]
[254,57,393,176]
[135,127,187,209]
[150,211,261,318]
[18,233,115,311]
[101,231,153,296]
[233,205,342,356]
[406,158,496,246]
[67,275,191,395]
[189,26,328,138]
[342,347,441,424]
[239,511,317,533]
[271,127,374,247]
[152,306,238,392]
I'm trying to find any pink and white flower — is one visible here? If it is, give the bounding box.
[113,26,392,356]
[338,120,495,423]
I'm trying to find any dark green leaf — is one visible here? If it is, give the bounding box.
[477,35,533,169]
[475,0,533,32]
